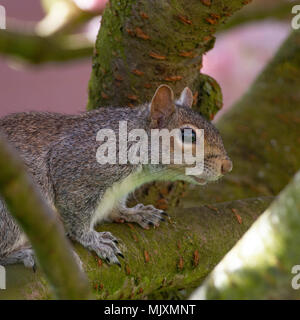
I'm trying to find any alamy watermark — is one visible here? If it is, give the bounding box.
[291,265,300,289]
[0,265,5,290]
[292,4,300,30]
[96,121,204,176]
[0,5,6,30]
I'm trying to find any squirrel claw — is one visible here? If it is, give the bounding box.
[118,203,167,230]
[106,256,121,266]
[118,252,125,259]
[78,231,122,267]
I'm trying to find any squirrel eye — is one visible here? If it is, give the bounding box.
[181,128,196,144]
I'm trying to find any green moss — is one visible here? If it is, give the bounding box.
[0,197,271,299]
[191,74,223,120]
[88,0,135,109]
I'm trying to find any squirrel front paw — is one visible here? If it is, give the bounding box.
[117,203,168,230]
[2,248,37,271]
[77,230,123,266]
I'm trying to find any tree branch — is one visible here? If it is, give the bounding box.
[0,29,93,64]
[87,0,249,114]
[220,0,292,32]
[0,197,272,299]
[0,134,92,299]
[191,170,300,299]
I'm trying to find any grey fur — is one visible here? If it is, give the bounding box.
[0,86,231,268]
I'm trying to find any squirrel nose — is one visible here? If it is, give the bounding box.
[221,159,233,175]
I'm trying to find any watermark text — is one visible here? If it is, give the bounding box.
[291,265,300,289]
[0,265,5,290]
[292,5,300,30]
[0,5,6,30]
[96,121,204,176]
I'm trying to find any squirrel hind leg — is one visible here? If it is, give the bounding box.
[115,203,167,230]
[0,199,34,268]
[0,248,36,270]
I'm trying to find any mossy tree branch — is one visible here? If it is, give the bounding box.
[0,29,93,64]
[191,170,300,300]
[0,197,272,299]
[0,134,92,299]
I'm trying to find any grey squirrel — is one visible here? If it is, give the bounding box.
[0,85,232,268]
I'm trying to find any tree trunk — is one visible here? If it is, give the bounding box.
[190,170,300,300]
[87,0,248,119]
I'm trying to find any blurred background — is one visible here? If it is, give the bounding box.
[0,0,292,118]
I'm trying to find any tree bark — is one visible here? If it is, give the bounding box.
[87,0,248,120]
[0,135,92,299]
[190,170,300,300]
[0,197,271,299]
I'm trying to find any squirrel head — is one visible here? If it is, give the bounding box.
[148,84,232,185]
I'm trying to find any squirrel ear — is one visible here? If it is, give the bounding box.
[178,87,193,108]
[150,85,175,126]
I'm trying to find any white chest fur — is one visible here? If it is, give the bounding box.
[91,166,155,228]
